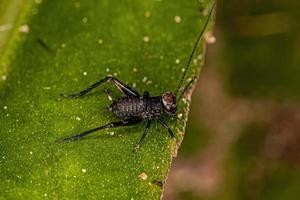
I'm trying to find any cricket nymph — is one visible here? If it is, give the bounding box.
[110,92,177,119]
[59,3,214,151]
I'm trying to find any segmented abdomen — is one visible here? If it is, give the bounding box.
[111,96,162,118]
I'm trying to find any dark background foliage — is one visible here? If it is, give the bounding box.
[165,0,300,199]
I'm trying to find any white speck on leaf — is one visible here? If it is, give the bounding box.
[83,72,87,76]
[142,77,147,83]
[109,132,115,136]
[132,83,136,88]
[3,106,7,110]
[143,36,150,43]
[174,15,182,23]
[82,17,88,23]
[19,24,29,33]
[175,59,180,64]
[82,169,87,173]
[76,117,81,121]
[98,39,103,44]
[133,68,137,72]
[177,113,183,119]
[138,172,148,180]
[106,68,110,72]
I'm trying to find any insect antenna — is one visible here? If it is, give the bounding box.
[174,2,215,97]
[177,75,197,101]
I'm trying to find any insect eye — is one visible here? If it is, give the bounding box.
[162,92,174,104]
[162,92,177,115]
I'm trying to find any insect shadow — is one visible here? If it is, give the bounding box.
[58,3,215,152]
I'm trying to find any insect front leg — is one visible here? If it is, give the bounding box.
[61,76,140,99]
[58,117,142,142]
[157,118,175,138]
[133,119,151,152]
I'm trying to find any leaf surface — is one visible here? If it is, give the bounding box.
[0,0,212,199]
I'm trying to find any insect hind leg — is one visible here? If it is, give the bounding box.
[61,76,140,99]
[58,117,143,142]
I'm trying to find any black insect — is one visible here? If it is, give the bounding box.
[59,5,214,151]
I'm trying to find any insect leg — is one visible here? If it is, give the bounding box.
[61,76,139,99]
[109,77,140,97]
[133,119,151,152]
[157,118,175,138]
[59,117,142,142]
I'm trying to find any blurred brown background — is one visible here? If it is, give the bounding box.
[164,0,300,199]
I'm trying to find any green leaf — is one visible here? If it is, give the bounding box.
[0,0,212,199]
